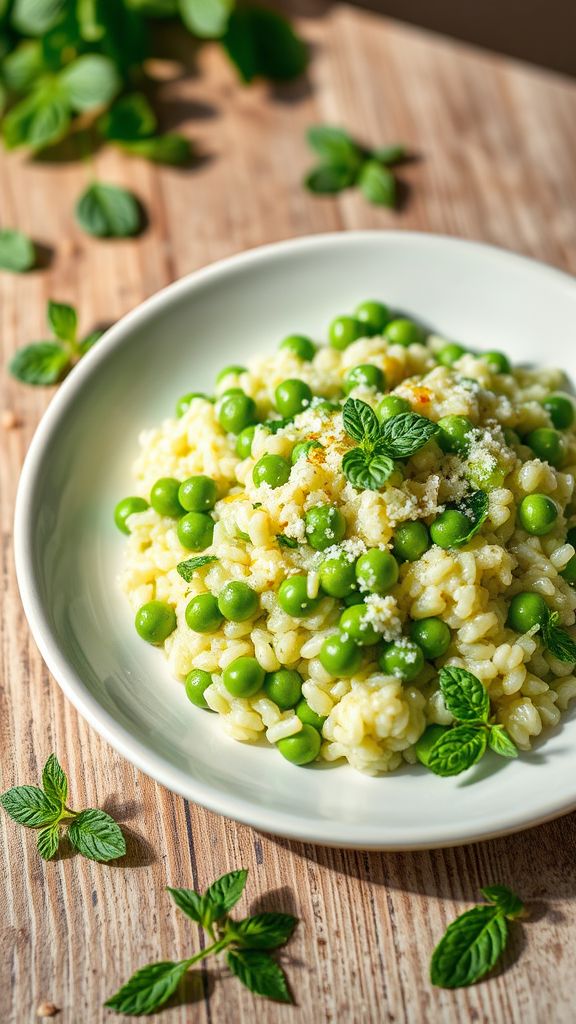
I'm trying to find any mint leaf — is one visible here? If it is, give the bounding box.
[166,886,205,924]
[306,125,364,169]
[41,753,68,807]
[3,40,44,90]
[373,144,408,165]
[179,0,232,38]
[342,397,380,444]
[223,7,308,83]
[276,534,298,549]
[227,949,291,1003]
[481,885,524,918]
[438,666,490,724]
[121,134,193,166]
[98,93,157,142]
[75,183,142,238]
[231,912,297,950]
[342,447,395,491]
[488,725,518,759]
[205,868,248,914]
[79,329,105,354]
[427,725,487,777]
[47,300,77,343]
[0,229,35,272]
[59,55,121,113]
[37,824,61,860]
[305,164,355,195]
[177,555,218,581]
[430,905,508,988]
[0,785,60,827]
[68,808,126,862]
[105,960,191,1015]
[378,412,438,458]
[358,160,396,208]
[3,83,70,151]
[454,490,490,546]
[9,342,69,385]
[542,610,576,663]
[11,0,65,34]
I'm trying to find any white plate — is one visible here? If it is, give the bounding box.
[14,231,576,850]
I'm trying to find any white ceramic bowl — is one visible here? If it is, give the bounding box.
[15,231,576,850]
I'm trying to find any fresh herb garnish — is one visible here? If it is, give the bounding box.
[431,886,524,988]
[305,126,410,208]
[276,534,298,548]
[418,666,518,777]
[454,490,490,546]
[75,182,142,238]
[0,227,35,272]
[341,398,438,491]
[0,753,125,862]
[541,609,576,663]
[106,869,297,1014]
[9,298,104,385]
[177,555,218,582]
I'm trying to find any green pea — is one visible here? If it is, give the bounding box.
[466,460,506,491]
[343,364,385,394]
[415,724,451,767]
[329,315,364,350]
[561,555,576,586]
[354,300,390,336]
[280,334,316,361]
[436,343,467,367]
[319,552,358,598]
[218,391,257,435]
[277,575,320,618]
[291,439,323,465]
[524,427,566,468]
[384,318,426,347]
[277,724,321,765]
[296,699,326,731]
[430,510,473,549]
[275,378,313,417]
[222,656,265,697]
[313,399,340,416]
[185,593,223,633]
[236,424,257,459]
[135,601,176,645]
[377,395,410,422]
[392,521,430,562]
[253,454,291,489]
[178,475,218,513]
[305,504,346,551]
[185,669,212,709]
[264,669,303,710]
[217,581,259,622]
[339,604,380,645]
[355,548,399,594]
[176,392,212,418]
[541,393,575,430]
[150,477,183,518]
[216,364,246,384]
[437,415,473,454]
[409,617,451,659]
[177,511,214,551]
[114,496,148,534]
[481,350,511,374]
[518,494,559,536]
[507,592,548,632]
[319,633,363,676]
[379,639,424,681]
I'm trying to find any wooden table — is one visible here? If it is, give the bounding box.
[2,8,576,1022]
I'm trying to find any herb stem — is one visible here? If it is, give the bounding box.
[183,937,230,968]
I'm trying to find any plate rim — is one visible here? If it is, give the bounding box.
[13,229,576,850]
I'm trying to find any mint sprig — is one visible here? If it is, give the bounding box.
[541,609,576,663]
[9,298,104,386]
[341,398,438,491]
[416,666,518,777]
[0,753,125,862]
[305,125,410,208]
[431,886,524,988]
[106,869,297,1014]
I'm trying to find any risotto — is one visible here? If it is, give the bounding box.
[116,301,576,775]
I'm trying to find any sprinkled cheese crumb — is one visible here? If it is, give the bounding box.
[363,594,403,640]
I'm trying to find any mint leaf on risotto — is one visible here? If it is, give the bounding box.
[541,610,576,663]
[427,725,487,777]
[377,411,439,457]
[177,555,218,582]
[438,666,490,723]
[342,397,380,444]
[342,447,395,491]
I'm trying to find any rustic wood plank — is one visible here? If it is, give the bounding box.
[2,8,576,1023]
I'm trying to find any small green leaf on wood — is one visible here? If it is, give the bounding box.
[75,182,142,238]
[9,342,69,385]
[358,159,396,208]
[430,905,508,988]
[227,949,291,1003]
[47,300,77,343]
[105,960,191,1016]
[67,808,126,862]
[37,823,61,860]
[0,229,36,272]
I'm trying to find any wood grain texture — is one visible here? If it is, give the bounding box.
[2,8,576,1023]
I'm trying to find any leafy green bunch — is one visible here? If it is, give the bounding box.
[106,868,297,1014]
[0,753,126,860]
[341,396,439,489]
[9,298,103,384]
[0,0,307,157]
[305,126,410,207]
[417,666,519,777]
